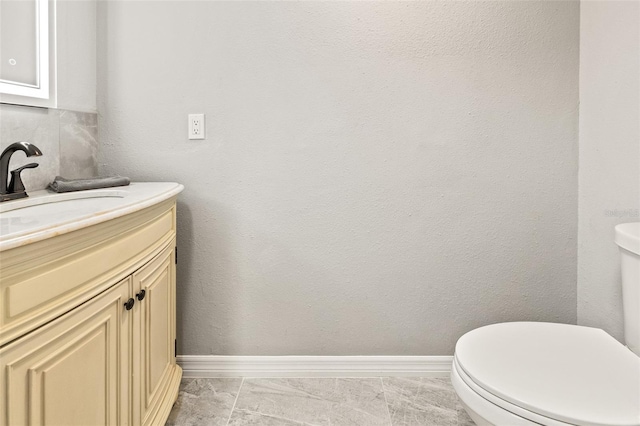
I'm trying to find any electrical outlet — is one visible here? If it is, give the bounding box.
[188,114,205,140]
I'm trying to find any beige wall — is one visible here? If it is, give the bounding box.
[98,1,579,356]
[578,1,640,342]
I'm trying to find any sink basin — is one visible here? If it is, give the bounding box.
[0,182,184,252]
[0,182,183,252]
[0,189,127,213]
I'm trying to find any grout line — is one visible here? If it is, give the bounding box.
[230,408,314,426]
[380,377,394,426]
[225,377,244,426]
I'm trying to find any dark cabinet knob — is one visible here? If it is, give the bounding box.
[124,298,135,310]
[136,289,146,301]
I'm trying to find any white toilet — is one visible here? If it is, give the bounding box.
[452,223,640,426]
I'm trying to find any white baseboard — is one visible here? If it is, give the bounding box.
[177,355,453,378]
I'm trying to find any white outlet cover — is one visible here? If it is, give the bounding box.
[188,114,205,140]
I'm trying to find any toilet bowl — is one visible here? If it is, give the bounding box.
[452,223,640,426]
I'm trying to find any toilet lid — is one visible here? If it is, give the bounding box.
[455,322,640,426]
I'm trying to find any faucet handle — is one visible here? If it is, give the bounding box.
[8,163,39,194]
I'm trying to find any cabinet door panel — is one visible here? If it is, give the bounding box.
[133,245,175,425]
[0,277,132,426]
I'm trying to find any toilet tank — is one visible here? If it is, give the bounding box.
[615,223,640,356]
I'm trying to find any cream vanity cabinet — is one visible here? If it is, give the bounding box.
[0,183,183,426]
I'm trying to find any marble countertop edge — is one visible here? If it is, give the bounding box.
[0,182,184,252]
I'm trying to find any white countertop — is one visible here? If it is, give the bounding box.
[0,182,184,252]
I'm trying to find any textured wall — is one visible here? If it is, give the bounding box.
[98,1,579,356]
[56,0,97,113]
[578,2,640,343]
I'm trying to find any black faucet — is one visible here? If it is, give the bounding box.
[0,142,43,202]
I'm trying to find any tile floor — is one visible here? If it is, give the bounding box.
[166,376,476,426]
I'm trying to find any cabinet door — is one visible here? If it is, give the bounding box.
[0,277,132,426]
[133,245,176,426]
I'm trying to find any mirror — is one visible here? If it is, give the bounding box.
[0,0,50,101]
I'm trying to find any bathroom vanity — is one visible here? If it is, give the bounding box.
[0,182,183,425]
